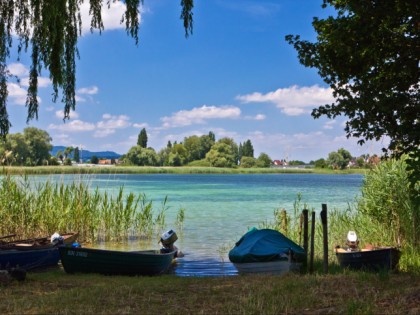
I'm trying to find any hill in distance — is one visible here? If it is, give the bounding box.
[51,146,122,160]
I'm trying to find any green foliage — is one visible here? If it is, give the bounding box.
[73,147,80,163]
[240,156,256,168]
[239,139,254,160]
[0,1,194,136]
[175,207,185,229]
[49,156,60,166]
[168,152,183,167]
[206,139,238,168]
[0,127,52,166]
[64,158,72,166]
[358,158,418,246]
[288,160,305,166]
[125,145,159,166]
[0,176,168,242]
[64,146,74,159]
[183,133,214,163]
[183,135,201,162]
[314,158,327,168]
[286,0,419,160]
[187,159,211,167]
[90,155,99,164]
[168,143,188,166]
[262,192,419,273]
[327,148,352,169]
[256,153,272,168]
[137,128,148,148]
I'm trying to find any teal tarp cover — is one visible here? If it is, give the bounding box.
[228,228,305,263]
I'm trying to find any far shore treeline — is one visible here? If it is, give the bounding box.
[0,127,380,170]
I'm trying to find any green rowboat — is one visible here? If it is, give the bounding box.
[59,246,176,276]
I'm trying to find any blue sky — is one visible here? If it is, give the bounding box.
[6,0,388,162]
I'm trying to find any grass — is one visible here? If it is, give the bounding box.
[1,165,367,175]
[1,267,419,314]
[0,176,170,243]
[259,194,420,274]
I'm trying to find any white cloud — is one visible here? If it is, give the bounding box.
[7,82,27,105]
[80,1,140,35]
[55,110,79,119]
[52,134,72,146]
[236,85,334,116]
[75,95,86,102]
[245,114,266,120]
[8,63,29,77]
[45,106,55,112]
[97,114,131,129]
[8,63,50,88]
[48,120,95,132]
[77,86,99,95]
[94,128,115,138]
[161,105,241,128]
[323,120,336,130]
[133,123,149,129]
[20,76,50,88]
[6,63,50,105]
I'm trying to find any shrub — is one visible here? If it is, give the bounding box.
[357,157,418,246]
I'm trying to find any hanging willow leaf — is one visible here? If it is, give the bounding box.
[0,0,194,136]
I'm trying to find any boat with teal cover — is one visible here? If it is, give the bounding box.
[59,246,176,276]
[229,228,305,274]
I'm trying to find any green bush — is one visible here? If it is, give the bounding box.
[357,157,418,246]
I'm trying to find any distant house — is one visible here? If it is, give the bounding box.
[273,160,288,166]
[273,160,282,166]
[347,159,357,168]
[98,159,118,165]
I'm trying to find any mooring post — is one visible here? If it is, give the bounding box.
[321,203,328,274]
[281,209,288,236]
[299,212,303,245]
[302,209,309,272]
[310,211,315,274]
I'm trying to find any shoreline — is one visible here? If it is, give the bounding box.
[0,166,367,175]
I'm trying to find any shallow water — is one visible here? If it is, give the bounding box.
[27,173,363,262]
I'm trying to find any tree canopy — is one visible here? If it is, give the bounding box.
[0,0,194,136]
[0,127,52,165]
[137,128,148,148]
[286,0,419,159]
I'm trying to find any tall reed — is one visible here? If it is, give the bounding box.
[0,176,168,242]
[262,194,419,273]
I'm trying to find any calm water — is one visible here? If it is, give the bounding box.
[28,173,363,261]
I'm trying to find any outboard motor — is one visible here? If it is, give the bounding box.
[346,231,359,251]
[50,232,64,246]
[160,229,181,256]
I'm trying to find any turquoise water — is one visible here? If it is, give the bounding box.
[27,173,363,260]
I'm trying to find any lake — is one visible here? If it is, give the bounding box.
[29,173,363,261]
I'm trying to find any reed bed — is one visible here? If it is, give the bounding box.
[0,176,169,243]
[1,165,365,175]
[261,193,420,274]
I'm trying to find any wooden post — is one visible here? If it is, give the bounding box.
[299,213,303,245]
[302,209,309,272]
[320,204,328,274]
[309,211,315,274]
[280,209,288,236]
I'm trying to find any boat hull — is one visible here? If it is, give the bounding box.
[0,247,60,270]
[0,232,79,251]
[336,247,400,271]
[59,246,176,276]
[233,260,301,275]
